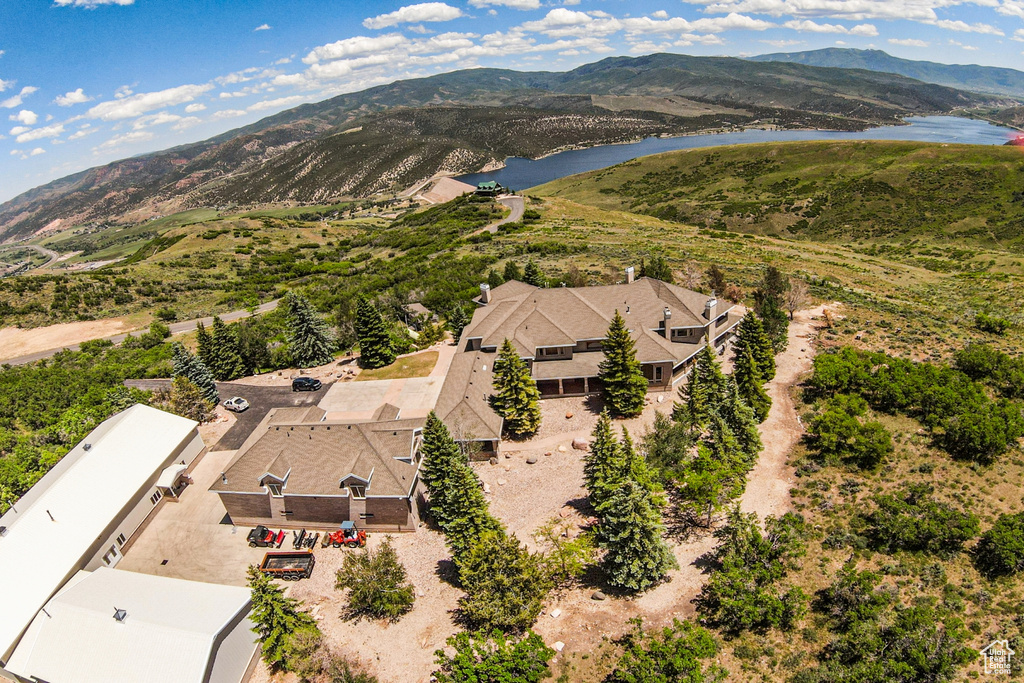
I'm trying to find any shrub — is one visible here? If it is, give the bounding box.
[806,396,893,470]
[974,512,1024,577]
[608,617,726,683]
[976,312,1011,335]
[867,484,980,556]
[335,536,415,622]
[433,631,554,683]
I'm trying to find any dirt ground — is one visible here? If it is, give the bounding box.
[0,318,129,360]
[251,309,827,683]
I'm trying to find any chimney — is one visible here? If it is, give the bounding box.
[625,266,635,284]
[479,283,491,304]
[663,307,672,330]
[704,292,718,321]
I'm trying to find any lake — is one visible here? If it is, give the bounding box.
[458,116,1020,191]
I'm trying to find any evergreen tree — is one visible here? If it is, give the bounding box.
[448,305,470,344]
[195,321,213,368]
[168,376,216,423]
[355,297,395,369]
[335,536,415,622]
[733,346,772,423]
[419,412,467,521]
[458,531,553,633]
[599,479,678,592]
[721,379,764,463]
[171,342,218,404]
[284,292,336,367]
[598,310,649,418]
[732,311,776,382]
[522,260,545,287]
[236,319,271,375]
[619,427,657,496]
[583,411,625,511]
[678,444,729,527]
[674,344,727,431]
[503,260,523,283]
[486,269,505,290]
[492,339,541,437]
[443,462,504,563]
[640,255,673,283]
[754,266,790,353]
[247,565,317,670]
[209,316,246,381]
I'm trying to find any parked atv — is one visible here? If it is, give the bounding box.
[325,521,367,548]
[247,525,285,548]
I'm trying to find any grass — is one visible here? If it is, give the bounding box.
[355,351,438,381]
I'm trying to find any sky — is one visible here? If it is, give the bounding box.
[2,0,1024,204]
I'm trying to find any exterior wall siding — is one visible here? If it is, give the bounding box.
[282,495,351,525]
[218,492,272,522]
[364,497,414,528]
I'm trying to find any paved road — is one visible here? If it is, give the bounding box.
[2,299,280,367]
[124,378,330,451]
[475,195,524,235]
[0,244,61,269]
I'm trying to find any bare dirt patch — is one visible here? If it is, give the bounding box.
[0,318,130,361]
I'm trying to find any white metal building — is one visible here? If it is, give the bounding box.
[0,404,204,665]
[4,567,258,683]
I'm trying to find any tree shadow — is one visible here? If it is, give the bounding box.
[661,488,714,543]
[583,394,608,416]
[434,558,461,588]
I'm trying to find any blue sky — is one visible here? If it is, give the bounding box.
[2,0,1024,203]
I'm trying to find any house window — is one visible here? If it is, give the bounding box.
[116,533,127,547]
[585,341,603,351]
[653,366,663,382]
[349,485,366,500]
[150,490,162,505]
[267,483,283,497]
[538,347,564,357]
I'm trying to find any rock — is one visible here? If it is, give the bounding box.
[591,591,606,601]
[489,457,498,465]
[526,456,538,464]
[565,412,574,419]
[497,479,507,486]
[657,394,664,403]
[554,641,565,652]
[557,445,568,453]
[572,438,590,451]
[483,483,491,494]
[504,453,512,459]
[544,451,552,457]
[550,608,562,619]
[504,465,511,471]
[559,507,572,518]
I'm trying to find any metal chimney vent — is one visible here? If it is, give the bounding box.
[83,443,92,451]
[113,608,127,622]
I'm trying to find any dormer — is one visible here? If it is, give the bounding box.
[259,453,291,497]
[340,470,373,500]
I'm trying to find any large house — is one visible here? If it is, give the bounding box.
[435,271,741,455]
[0,404,205,668]
[210,406,424,531]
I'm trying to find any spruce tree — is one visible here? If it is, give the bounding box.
[583,411,625,511]
[443,461,504,563]
[598,310,649,418]
[641,255,674,283]
[733,345,772,423]
[754,266,790,353]
[522,260,545,287]
[619,427,657,496]
[171,342,219,404]
[419,412,467,522]
[210,316,246,381]
[355,297,395,369]
[458,530,552,633]
[247,565,317,670]
[599,479,678,592]
[284,292,336,367]
[492,339,541,437]
[448,305,470,344]
[195,321,213,368]
[721,379,764,464]
[674,344,727,431]
[679,444,729,528]
[503,260,523,282]
[732,311,775,382]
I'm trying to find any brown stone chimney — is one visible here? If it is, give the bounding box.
[479,283,491,304]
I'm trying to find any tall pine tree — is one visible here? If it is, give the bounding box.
[447,305,470,344]
[522,260,545,287]
[721,378,764,463]
[598,479,678,592]
[442,461,503,563]
[583,411,625,511]
[195,321,213,368]
[209,316,246,381]
[419,412,467,522]
[171,342,219,404]
[754,266,790,353]
[733,345,771,423]
[492,339,541,437]
[674,344,728,431]
[247,565,317,670]
[355,297,396,369]
[598,310,649,418]
[503,260,523,282]
[284,293,336,367]
[732,311,775,382]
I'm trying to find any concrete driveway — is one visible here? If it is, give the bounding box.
[317,376,444,421]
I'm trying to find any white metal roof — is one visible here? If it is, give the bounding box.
[0,404,199,661]
[5,567,254,683]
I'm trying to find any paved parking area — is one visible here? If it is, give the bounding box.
[213,382,330,450]
[317,376,444,421]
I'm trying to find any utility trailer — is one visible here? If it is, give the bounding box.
[259,551,316,581]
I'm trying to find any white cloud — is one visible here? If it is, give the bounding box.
[97,130,154,150]
[762,39,804,47]
[303,34,409,64]
[931,19,1003,35]
[274,56,293,65]
[86,83,212,120]
[2,86,38,109]
[54,0,133,6]
[522,8,624,37]
[783,19,878,36]
[682,0,962,23]
[132,111,183,129]
[184,103,207,113]
[651,10,669,18]
[172,116,202,131]
[1015,28,1024,41]
[54,88,92,106]
[10,109,38,125]
[16,123,64,143]
[9,126,29,135]
[254,23,271,31]
[997,0,1024,18]
[888,37,929,47]
[467,0,541,8]
[620,12,773,36]
[211,109,247,120]
[29,147,45,156]
[363,3,464,30]
[0,79,13,92]
[247,95,308,112]
[67,126,95,141]
[948,39,979,49]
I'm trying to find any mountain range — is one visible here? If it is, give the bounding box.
[0,52,1004,243]
[750,48,1024,99]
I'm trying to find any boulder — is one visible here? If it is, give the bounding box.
[557,445,568,453]
[489,457,498,465]
[572,438,590,451]
[544,451,552,457]
[497,479,507,486]
[554,642,565,653]
[483,483,491,494]
[591,591,606,601]
[526,456,538,464]
[565,412,574,419]
[550,608,562,619]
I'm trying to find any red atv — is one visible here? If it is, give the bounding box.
[324,521,367,548]
[247,525,285,548]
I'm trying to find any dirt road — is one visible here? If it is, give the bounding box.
[474,195,524,235]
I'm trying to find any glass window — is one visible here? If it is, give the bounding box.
[268,483,283,497]
[349,485,366,499]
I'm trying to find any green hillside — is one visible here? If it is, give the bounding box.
[534,140,1024,252]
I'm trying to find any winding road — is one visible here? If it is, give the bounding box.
[475,195,524,235]
[3,299,280,366]
[0,244,61,270]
